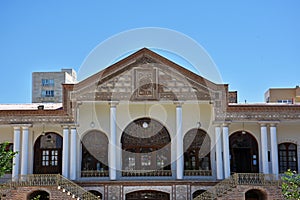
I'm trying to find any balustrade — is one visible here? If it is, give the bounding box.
[0,174,100,200]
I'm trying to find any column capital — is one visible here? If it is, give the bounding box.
[13,126,21,131]
[174,101,184,107]
[21,124,32,129]
[270,121,280,127]
[222,121,231,127]
[109,101,119,107]
[258,121,268,126]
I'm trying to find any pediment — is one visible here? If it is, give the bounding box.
[71,48,225,102]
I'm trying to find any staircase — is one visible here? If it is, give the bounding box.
[194,173,282,200]
[0,174,99,200]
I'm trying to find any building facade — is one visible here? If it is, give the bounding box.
[32,68,77,103]
[265,86,300,104]
[0,48,299,200]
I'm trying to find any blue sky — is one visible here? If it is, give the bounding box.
[0,1,299,103]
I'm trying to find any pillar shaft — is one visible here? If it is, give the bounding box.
[69,128,77,180]
[260,124,269,174]
[222,125,230,178]
[109,104,117,180]
[215,126,223,179]
[21,126,29,175]
[176,104,183,179]
[12,127,21,179]
[270,124,278,175]
[62,127,69,178]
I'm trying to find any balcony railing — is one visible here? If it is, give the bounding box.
[122,170,172,177]
[184,170,212,176]
[194,173,281,200]
[0,174,100,200]
[81,170,109,177]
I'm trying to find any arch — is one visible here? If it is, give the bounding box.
[121,117,171,171]
[278,142,298,173]
[28,190,50,200]
[125,190,170,200]
[33,132,62,174]
[230,131,259,173]
[88,190,102,199]
[81,130,109,176]
[183,129,211,171]
[192,190,206,198]
[245,189,267,200]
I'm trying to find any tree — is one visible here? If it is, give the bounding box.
[282,169,300,200]
[0,142,17,178]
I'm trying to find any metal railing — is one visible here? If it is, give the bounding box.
[184,170,212,176]
[122,170,172,177]
[81,170,109,177]
[194,173,281,200]
[0,174,100,200]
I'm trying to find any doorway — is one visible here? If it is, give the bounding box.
[230,132,259,173]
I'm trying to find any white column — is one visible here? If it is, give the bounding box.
[215,126,223,179]
[175,102,183,179]
[62,126,69,178]
[270,124,279,175]
[109,102,117,180]
[260,123,269,174]
[222,124,230,178]
[69,127,77,180]
[21,126,29,175]
[12,127,21,179]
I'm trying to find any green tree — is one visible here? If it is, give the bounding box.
[0,142,17,178]
[282,169,300,200]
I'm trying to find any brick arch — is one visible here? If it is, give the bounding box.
[27,189,50,200]
[244,187,268,200]
[125,190,170,200]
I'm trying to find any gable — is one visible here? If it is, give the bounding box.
[71,48,225,102]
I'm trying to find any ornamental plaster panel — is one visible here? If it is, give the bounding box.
[108,185,121,200]
[175,185,188,200]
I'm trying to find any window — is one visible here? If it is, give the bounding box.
[41,90,54,97]
[278,143,298,173]
[277,99,292,104]
[184,129,211,171]
[41,79,54,86]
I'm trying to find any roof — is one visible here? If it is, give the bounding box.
[0,103,62,110]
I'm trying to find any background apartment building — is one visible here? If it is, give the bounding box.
[265,86,300,104]
[32,69,77,103]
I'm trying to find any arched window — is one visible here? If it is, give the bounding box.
[28,190,50,200]
[278,143,298,173]
[121,118,171,172]
[33,133,62,174]
[184,129,211,171]
[81,131,108,177]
